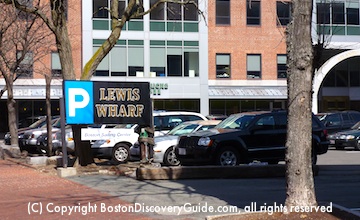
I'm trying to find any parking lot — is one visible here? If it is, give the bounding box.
[67,149,360,220]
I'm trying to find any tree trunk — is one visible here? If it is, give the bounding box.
[6,80,18,147]
[45,75,53,156]
[285,0,317,207]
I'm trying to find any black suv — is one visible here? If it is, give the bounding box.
[316,111,360,134]
[175,111,329,166]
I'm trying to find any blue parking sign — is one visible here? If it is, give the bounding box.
[64,81,94,124]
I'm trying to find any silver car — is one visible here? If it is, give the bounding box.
[130,120,220,166]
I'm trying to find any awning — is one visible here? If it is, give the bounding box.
[209,86,287,99]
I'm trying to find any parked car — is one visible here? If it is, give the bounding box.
[18,116,47,129]
[36,125,74,155]
[327,121,360,151]
[21,118,61,152]
[153,111,208,136]
[91,111,208,163]
[175,111,329,166]
[316,110,360,134]
[206,114,228,120]
[5,116,45,146]
[4,116,58,150]
[130,120,220,166]
[91,124,139,163]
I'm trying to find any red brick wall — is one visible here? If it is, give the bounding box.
[33,0,82,79]
[208,0,287,80]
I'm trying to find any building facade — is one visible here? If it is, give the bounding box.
[1,0,360,136]
[207,0,289,115]
[312,0,360,113]
[84,0,209,116]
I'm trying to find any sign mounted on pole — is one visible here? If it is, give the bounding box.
[63,81,151,126]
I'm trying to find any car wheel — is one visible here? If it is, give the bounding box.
[355,140,360,151]
[37,143,48,155]
[164,146,180,166]
[112,143,130,164]
[54,148,62,156]
[216,147,239,166]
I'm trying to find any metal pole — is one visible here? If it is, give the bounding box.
[59,97,68,168]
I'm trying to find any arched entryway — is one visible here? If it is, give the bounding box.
[312,49,360,114]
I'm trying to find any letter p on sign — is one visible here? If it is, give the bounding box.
[64,81,94,124]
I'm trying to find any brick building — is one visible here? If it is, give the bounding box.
[1,0,360,136]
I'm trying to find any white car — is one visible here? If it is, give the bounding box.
[91,124,139,163]
[92,111,208,163]
[153,111,208,136]
[131,120,220,166]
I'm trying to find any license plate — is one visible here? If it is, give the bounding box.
[178,148,186,155]
[330,140,335,144]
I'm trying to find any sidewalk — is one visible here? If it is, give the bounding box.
[0,159,152,220]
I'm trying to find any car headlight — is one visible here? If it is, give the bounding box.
[346,135,355,140]
[340,134,355,140]
[198,137,212,146]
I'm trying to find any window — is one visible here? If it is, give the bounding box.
[94,46,110,76]
[167,2,181,20]
[347,4,360,25]
[16,51,33,78]
[247,0,260,25]
[93,0,108,18]
[111,47,127,76]
[51,52,62,78]
[184,0,198,21]
[276,1,291,26]
[150,0,164,20]
[317,2,330,24]
[118,0,126,18]
[332,3,345,24]
[18,0,35,20]
[277,54,287,78]
[316,1,360,35]
[167,55,182,76]
[150,40,199,77]
[255,116,275,130]
[128,41,144,76]
[93,0,143,31]
[216,0,230,25]
[247,54,261,79]
[149,0,198,32]
[216,54,230,78]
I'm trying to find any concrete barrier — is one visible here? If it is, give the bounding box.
[136,164,319,180]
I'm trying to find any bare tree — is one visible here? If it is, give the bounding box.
[1,0,202,165]
[0,2,52,149]
[285,0,317,207]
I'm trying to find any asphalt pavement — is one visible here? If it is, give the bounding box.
[1,144,360,220]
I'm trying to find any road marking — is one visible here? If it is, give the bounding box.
[346,151,360,154]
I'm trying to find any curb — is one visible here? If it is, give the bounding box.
[205,203,360,220]
[136,164,319,180]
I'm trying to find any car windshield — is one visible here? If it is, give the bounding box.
[114,124,135,129]
[167,123,199,136]
[28,118,46,128]
[215,114,255,129]
[351,121,360,130]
